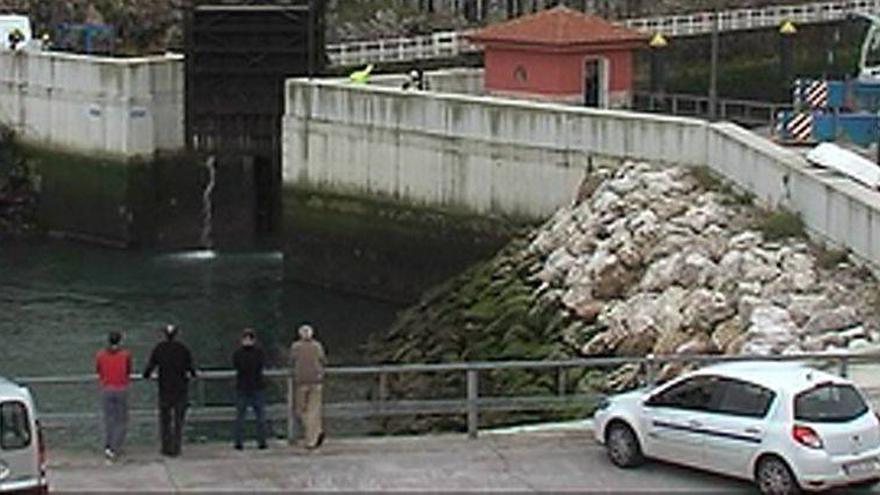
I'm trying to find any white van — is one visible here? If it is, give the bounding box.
[0,15,32,51]
[0,378,46,494]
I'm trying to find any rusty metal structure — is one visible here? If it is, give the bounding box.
[184,0,325,235]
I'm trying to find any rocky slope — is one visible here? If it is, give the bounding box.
[369,161,880,427]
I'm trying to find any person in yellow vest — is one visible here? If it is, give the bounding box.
[349,64,374,84]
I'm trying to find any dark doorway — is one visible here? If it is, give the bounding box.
[184,0,325,240]
[584,58,601,107]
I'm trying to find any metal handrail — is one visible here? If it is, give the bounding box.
[325,0,880,67]
[632,91,792,126]
[15,351,880,443]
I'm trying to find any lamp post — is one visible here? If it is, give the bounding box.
[709,8,720,120]
[649,32,668,111]
[779,20,797,99]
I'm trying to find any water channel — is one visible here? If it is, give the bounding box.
[0,239,409,447]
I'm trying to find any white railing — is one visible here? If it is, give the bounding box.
[327,31,477,68]
[326,0,880,67]
[625,0,880,37]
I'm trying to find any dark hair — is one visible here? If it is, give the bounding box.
[242,328,256,339]
[108,331,122,346]
[163,324,178,340]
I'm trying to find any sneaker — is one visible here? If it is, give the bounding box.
[104,448,116,462]
[258,444,268,450]
[316,431,325,447]
[234,444,243,451]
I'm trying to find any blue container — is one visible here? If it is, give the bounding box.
[812,112,836,142]
[852,80,880,112]
[837,113,880,147]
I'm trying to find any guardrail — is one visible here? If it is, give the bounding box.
[16,351,880,445]
[326,31,477,68]
[326,0,880,67]
[632,91,791,127]
[624,0,880,37]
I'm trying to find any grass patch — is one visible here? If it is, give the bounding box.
[690,166,722,190]
[689,166,754,206]
[815,246,849,270]
[756,209,806,241]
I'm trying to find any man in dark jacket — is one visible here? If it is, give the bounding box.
[232,328,267,450]
[143,324,196,457]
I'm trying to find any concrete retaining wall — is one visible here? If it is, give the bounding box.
[283,75,880,267]
[0,50,184,158]
[284,77,707,219]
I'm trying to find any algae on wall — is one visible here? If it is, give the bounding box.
[282,186,521,304]
[0,126,38,239]
[15,140,235,249]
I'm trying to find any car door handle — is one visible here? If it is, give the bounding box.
[744,427,762,435]
[688,419,702,428]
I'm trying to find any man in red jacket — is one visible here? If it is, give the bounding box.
[95,331,132,461]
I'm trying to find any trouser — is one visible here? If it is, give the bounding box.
[159,396,188,456]
[234,390,267,448]
[295,383,323,447]
[101,389,128,452]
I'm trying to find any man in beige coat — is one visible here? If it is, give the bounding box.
[290,324,327,449]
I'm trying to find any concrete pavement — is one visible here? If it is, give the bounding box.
[49,429,759,492]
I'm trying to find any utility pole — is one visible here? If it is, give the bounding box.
[779,21,797,100]
[649,32,668,111]
[709,8,719,120]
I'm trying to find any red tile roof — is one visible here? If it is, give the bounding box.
[467,5,646,47]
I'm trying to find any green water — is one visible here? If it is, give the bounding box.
[0,240,405,447]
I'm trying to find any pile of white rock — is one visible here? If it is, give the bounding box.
[528,161,880,362]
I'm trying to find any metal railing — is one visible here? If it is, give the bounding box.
[326,31,477,68]
[16,351,880,445]
[625,0,880,37]
[326,0,880,67]
[632,91,791,127]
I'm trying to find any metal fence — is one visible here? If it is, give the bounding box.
[624,0,880,37]
[325,0,880,67]
[632,91,791,127]
[16,351,880,447]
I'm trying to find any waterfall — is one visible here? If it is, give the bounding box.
[200,156,217,249]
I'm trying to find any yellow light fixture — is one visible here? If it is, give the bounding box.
[779,21,797,35]
[649,32,668,48]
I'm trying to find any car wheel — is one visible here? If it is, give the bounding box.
[605,422,644,468]
[756,456,801,495]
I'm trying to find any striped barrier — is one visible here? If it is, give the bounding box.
[785,111,814,142]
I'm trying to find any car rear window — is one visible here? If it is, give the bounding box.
[0,401,31,450]
[794,383,869,423]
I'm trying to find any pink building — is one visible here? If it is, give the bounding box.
[466,6,646,108]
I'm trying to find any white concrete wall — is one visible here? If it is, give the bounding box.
[283,77,880,267]
[284,77,706,219]
[0,50,184,158]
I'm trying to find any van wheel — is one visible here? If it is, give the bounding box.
[605,422,644,468]
[756,456,801,495]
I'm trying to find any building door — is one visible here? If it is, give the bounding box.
[584,58,606,108]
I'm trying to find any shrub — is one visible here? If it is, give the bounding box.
[757,209,805,241]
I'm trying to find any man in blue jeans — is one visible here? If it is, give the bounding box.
[232,328,267,450]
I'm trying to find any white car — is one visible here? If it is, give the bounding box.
[594,361,880,494]
[0,378,47,494]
